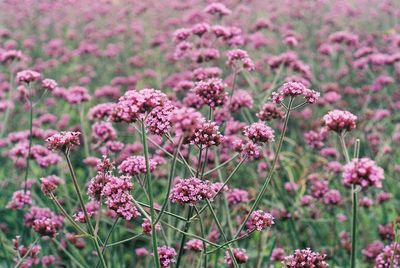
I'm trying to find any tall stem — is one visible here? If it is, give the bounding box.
[64,152,107,268]
[23,83,33,193]
[338,133,357,268]
[235,97,294,237]
[140,120,160,268]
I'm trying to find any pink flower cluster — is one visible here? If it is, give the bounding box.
[246,210,275,231]
[189,121,223,147]
[157,246,177,268]
[40,175,63,195]
[226,49,255,71]
[169,107,204,137]
[46,131,81,152]
[374,242,399,267]
[257,103,285,121]
[272,82,319,104]
[243,122,275,143]
[323,110,357,132]
[118,156,158,176]
[142,218,161,235]
[145,104,176,136]
[169,177,216,206]
[24,207,64,237]
[185,239,203,252]
[283,248,328,268]
[101,175,140,220]
[192,78,227,109]
[6,190,32,210]
[225,248,249,266]
[16,70,41,84]
[342,158,384,189]
[112,88,168,122]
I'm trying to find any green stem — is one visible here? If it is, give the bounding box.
[96,217,120,268]
[64,152,107,268]
[140,120,160,268]
[155,137,183,224]
[49,192,89,236]
[23,83,33,193]
[235,97,294,237]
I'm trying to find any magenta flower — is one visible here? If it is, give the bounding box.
[342,158,384,189]
[246,210,275,231]
[16,70,41,84]
[192,78,228,109]
[46,131,81,152]
[169,177,216,206]
[283,248,328,268]
[157,246,177,268]
[244,122,275,143]
[185,239,203,252]
[323,110,357,133]
[374,243,399,267]
[257,103,284,121]
[40,175,63,195]
[6,190,32,210]
[225,248,249,266]
[189,121,223,147]
[272,82,319,104]
[226,49,255,71]
[118,156,157,176]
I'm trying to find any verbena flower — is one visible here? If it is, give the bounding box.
[283,248,328,268]
[169,177,215,206]
[342,158,384,189]
[323,110,357,133]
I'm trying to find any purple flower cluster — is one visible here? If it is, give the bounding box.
[342,158,384,189]
[323,110,357,133]
[169,177,215,206]
[6,190,32,210]
[192,78,228,109]
[283,248,328,268]
[118,156,158,176]
[40,175,63,195]
[225,248,249,266]
[247,210,275,231]
[189,121,223,147]
[226,49,255,71]
[24,207,64,237]
[243,122,275,143]
[157,246,177,268]
[272,82,319,104]
[257,103,285,121]
[46,131,81,152]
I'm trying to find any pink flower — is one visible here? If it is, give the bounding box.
[157,246,177,268]
[323,189,342,205]
[41,79,58,91]
[46,131,81,152]
[362,241,384,260]
[135,247,149,257]
[6,190,32,210]
[225,248,248,266]
[204,2,231,16]
[192,78,227,109]
[142,218,161,235]
[169,107,204,137]
[16,70,41,84]
[65,86,91,104]
[374,243,399,267]
[257,103,284,121]
[226,49,255,71]
[244,122,275,144]
[272,82,319,104]
[342,158,384,189]
[40,175,63,195]
[227,188,249,205]
[185,239,203,252]
[283,248,328,267]
[246,210,274,231]
[189,121,223,147]
[323,110,357,133]
[229,90,253,112]
[145,104,176,136]
[118,156,157,176]
[25,207,64,237]
[271,248,285,261]
[169,177,216,206]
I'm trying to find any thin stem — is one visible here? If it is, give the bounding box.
[338,133,357,268]
[140,120,160,268]
[106,233,143,248]
[235,97,294,237]
[23,83,33,193]
[49,193,89,236]
[15,237,40,268]
[203,153,239,176]
[155,137,183,224]
[64,152,107,268]
[96,217,120,268]
[79,104,90,159]
[175,207,194,268]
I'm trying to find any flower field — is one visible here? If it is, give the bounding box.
[0,0,399,267]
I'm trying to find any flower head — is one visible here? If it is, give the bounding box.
[283,248,328,267]
[243,122,275,143]
[169,177,216,206]
[247,210,274,231]
[323,110,357,132]
[192,78,227,109]
[342,158,384,189]
[157,246,177,268]
[46,131,81,152]
[16,70,41,84]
